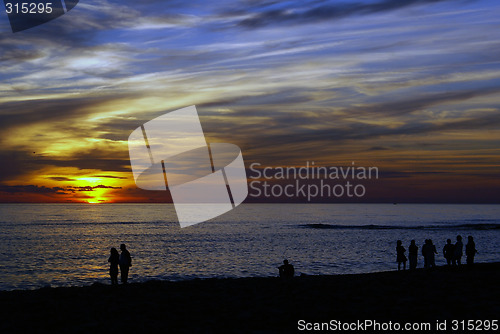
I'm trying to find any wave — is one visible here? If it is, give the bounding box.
[299,223,500,231]
[0,221,174,227]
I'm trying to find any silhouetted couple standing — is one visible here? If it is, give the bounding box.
[108,244,132,285]
[401,240,436,270]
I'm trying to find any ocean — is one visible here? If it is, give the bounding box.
[0,203,499,291]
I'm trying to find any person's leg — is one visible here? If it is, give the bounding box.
[120,265,126,283]
[122,266,129,283]
[403,261,406,270]
[110,269,116,285]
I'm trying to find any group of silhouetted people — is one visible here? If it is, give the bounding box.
[105,236,479,284]
[396,235,477,270]
[108,244,132,285]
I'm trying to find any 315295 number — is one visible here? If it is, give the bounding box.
[451,320,498,331]
[5,2,53,14]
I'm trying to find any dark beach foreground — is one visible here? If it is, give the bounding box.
[1,263,499,333]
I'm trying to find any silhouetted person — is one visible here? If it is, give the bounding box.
[443,239,454,266]
[422,239,429,268]
[422,239,437,268]
[396,240,407,270]
[278,259,294,278]
[453,235,463,266]
[408,240,418,270]
[119,244,132,284]
[108,247,119,285]
[429,239,437,267]
[466,236,477,266]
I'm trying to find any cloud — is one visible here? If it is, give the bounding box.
[0,184,121,195]
[0,96,122,131]
[67,185,122,192]
[0,150,36,182]
[0,48,46,63]
[47,177,77,181]
[0,148,131,184]
[33,156,131,173]
[0,0,498,204]
[343,86,500,117]
[199,84,500,141]
[0,185,67,194]
[367,146,389,151]
[92,174,128,179]
[236,0,468,28]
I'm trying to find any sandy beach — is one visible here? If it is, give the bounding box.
[1,263,499,333]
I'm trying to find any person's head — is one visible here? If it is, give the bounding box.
[397,240,402,246]
[110,247,118,256]
[425,239,429,244]
[457,235,462,241]
[429,239,433,244]
[283,259,288,265]
[447,239,451,244]
[120,244,126,251]
[468,236,473,242]
[410,240,415,245]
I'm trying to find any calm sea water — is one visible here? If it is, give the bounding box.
[0,203,499,291]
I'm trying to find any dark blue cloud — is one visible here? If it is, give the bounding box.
[236,0,469,28]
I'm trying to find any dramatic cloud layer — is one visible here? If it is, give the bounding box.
[0,0,499,203]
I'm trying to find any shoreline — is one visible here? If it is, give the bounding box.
[1,262,499,333]
[1,260,497,293]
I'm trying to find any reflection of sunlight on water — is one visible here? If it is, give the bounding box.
[0,203,499,290]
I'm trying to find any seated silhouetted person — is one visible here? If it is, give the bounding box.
[465,236,478,266]
[278,259,294,278]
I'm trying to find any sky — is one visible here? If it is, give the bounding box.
[0,0,499,203]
